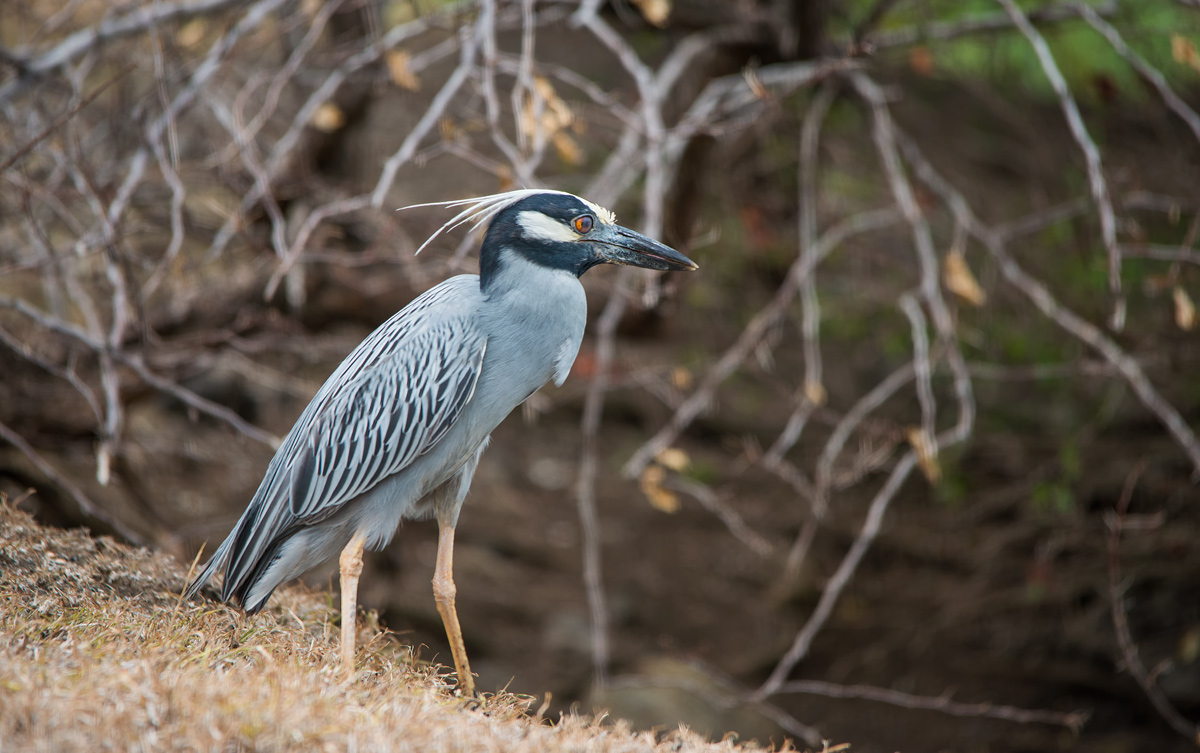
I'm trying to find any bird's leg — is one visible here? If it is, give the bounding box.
[339,532,366,683]
[432,522,475,696]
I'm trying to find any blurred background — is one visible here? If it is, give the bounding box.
[2,0,1200,750]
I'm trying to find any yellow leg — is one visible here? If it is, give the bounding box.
[432,523,475,696]
[339,532,366,684]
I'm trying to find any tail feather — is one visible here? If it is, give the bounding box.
[183,534,234,601]
[184,509,300,612]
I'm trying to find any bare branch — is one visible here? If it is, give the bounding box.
[813,362,914,512]
[372,21,484,208]
[624,208,902,478]
[848,71,974,449]
[867,1,1115,50]
[893,125,1200,477]
[1072,2,1200,146]
[0,418,146,546]
[1120,243,1200,267]
[1105,466,1200,742]
[0,0,242,100]
[0,63,134,174]
[776,679,1089,730]
[0,296,280,448]
[669,478,773,557]
[996,0,1123,330]
[753,451,918,700]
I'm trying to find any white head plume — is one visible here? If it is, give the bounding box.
[400,189,617,255]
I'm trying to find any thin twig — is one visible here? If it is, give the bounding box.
[777,81,838,468]
[0,0,242,101]
[669,478,773,557]
[1105,464,1200,742]
[0,63,135,174]
[996,0,1123,330]
[624,208,902,478]
[371,20,485,208]
[0,295,280,448]
[752,452,918,700]
[848,70,974,450]
[0,418,146,545]
[1072,2,1200,146]
[777,679,1089,730]
[866,1,1115,50]
[892,128,1200,478]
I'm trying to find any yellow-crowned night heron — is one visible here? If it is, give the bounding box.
[185,189,698,692]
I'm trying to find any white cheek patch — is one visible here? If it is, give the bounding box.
[580,198,616,225]
[517,210,579,243]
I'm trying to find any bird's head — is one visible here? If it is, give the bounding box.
[406,189,698,290]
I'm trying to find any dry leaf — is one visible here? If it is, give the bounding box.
[310,103,345,132]
[1174,286,1197,331]
[176,18,207,49]
[1172,35,1200,73]
[632,0,670,27]
[1178,625,1200,664]
[301,0,322,18]
[909,45,935,75]
[743,67,768,100]
[439,117,458,142]
[521,77,576,146]
[655,448,691,473]
[803,379,827,406]
[906,427,941,484]
[943,250,987,306]
[496,164,514,192]
[386,50,421,91]
[671,366,693,390]
[552,131,583,165]
[639,465,679,513]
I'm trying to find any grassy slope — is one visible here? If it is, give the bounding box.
[0,502,781,752]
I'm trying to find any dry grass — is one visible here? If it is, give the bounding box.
[0,501,785,753]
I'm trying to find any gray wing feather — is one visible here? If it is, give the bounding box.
[288,324,486,523]
[189,278,486,604]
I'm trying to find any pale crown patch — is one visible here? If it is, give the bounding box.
[580,198,616,226]
[516,210,579,243]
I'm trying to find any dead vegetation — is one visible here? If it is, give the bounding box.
[3,0,1200,750]
[0,499,785,752]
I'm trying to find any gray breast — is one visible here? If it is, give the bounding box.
[475,251,588,414]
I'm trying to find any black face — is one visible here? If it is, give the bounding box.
[480,192,697,290]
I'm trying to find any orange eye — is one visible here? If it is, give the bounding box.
[573,215,594,234]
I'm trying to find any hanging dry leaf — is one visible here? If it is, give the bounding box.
[639,465,679,513]
[1171,35,1200,73]
[386,50,421,91]
[803,379,827,406]
[655,447,691,473]
[1174,286,1197,331]
[496,164,514,192]
[943,250,987,306]
[743,67,768,100]
[521,77,576,147]
[631,0,670,27]
[310,103,345,132]
[439,117,458,142]
[1178,625,1200,664]
[552,131,583,165]
[906,426,941,483]
[671,366,694,390]
[176,18,207,49]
